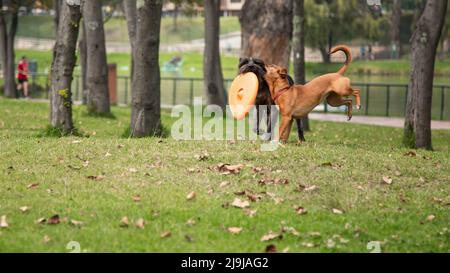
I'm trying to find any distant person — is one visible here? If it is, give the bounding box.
[360,46,366,60]
[368,45,374,60]
[17,56,29,98]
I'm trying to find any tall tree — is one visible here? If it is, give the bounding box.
[240,0,293,67]
[0,0,19,98]
[203,0,226,108]
[293,0,309,131]
[54,0,62,34]
[404,0,448,150]
[391,0,402,59]
[122,0,136,81]
[49,0,83,134]
[130,0,163,137]
[83,0,110,114]
[78,22,87,104]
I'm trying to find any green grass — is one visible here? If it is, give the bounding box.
[0,98,449,253]
[17,15,241,44]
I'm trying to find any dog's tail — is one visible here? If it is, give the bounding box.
[329,45,352,75]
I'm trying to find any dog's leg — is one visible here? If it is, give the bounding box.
[295,119,306,142]
[327,93,353,121]
[279,116,293,143]
[351,88,362,110]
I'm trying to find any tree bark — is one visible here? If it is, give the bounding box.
[83,0,110,114]
[78,22,87,104]
[203,0,226,109]
[130,0,162,138]
[293,0,309,131]
[2,5,18,98]
[404,0,448,150]
[240,0,293,67]
[0,0,7,95]
[319,45,331,63]
[122,0,136,81]
[391,0,402,59]
[50,0,82,134]
[54,0,62,35]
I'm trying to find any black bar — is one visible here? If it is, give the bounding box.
[190,79,194,106]
[441,87,445,121]
[173,78,177,106]
[365,85,370,116]
[386,85,390,117]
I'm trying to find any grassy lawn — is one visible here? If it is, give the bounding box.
[0,98,449,253]
[17,15,241,44]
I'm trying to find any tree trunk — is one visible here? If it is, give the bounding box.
[122,0,136,81]
[3,7,18,98]
[83,0,110,114]
[173,3,179,32]
[54,0,62,35]
[240,0,293,67]
[130,0,162,138]
[0,0,7,95]
[293,0,309,131]
[78,23,87,104]
[404,0,448,150]
[319,45,331,63]
[50,0,82,134]
[391,0,402,59]
[203,0,226,109]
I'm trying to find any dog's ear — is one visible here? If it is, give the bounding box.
[278,68,288,79]
[287,75,295,85]
[238,57,248,68]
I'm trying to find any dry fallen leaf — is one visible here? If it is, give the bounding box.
[161,231,172,238]
[129,168,138,173]
[244,209,257,218]
[404,151,417,157]
[219,181,230,188]
[70,220,83,227]
[304,185,319,192]
[332,208,344,215]
[227,227,243,234]
[0,215,8,228]
[261,231,281,242]
[135,218,146,229]
[214,163,244,175]
[265,244,277,253]
[120,216,130,228]
[186,191,196,201]
[186,219,196,226]
[295,206,308,215]
[19,206,30,213]
[47,215,60,225]
[87,175,105,181]
[232,198,250,209]
[195,153,210,161]
[43,235,51,244]
[27,183,39,189]
[302,242,315,248]
[132,195,141,202]
[427,215,436,222]
[282,226,300,236]
[282,247,290,253]
[382,176,393,185]
[35,217,47,224]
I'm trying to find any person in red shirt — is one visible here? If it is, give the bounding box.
[17,56,29,98]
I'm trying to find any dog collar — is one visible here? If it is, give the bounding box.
[273,86,291,101]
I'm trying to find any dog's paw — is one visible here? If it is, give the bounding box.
[347,116,353,121]
[356,105,362,110]
[261,133,272,141]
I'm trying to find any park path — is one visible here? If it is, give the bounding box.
[309,113,450,130]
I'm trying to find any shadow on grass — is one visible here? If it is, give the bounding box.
[81,111,117,120]
[121,125,170,139]
[37,125,90,138]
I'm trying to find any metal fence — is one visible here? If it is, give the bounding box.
[21,73,450,121]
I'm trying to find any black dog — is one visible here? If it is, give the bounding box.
[238,57,305,141]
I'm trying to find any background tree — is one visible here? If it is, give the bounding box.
[391,0,402,58]
[404,0,448,150]
[239,0,293,67]
[0,0,19,98]
[53,0,61,34]
[203,0,226,108]
[130,0,163,137]
[122,0,136,81]
[293,0,309,131]
[50,0,83,134]
[83,0,110,114]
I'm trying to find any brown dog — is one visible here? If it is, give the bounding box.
[264,45,361,142]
